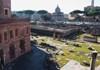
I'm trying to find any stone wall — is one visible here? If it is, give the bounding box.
[83,36,97,42]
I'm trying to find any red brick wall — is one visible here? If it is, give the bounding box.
[0,21,31,65]
[0,0,11,18]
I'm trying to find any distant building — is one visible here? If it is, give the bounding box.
[68,13,83,21]
[84,0,94,11]
[91,0,94,8]
[31,12,42,21]
[84,6,93,11]
[12,11,31,19]
[0,0,31,67]
[84,0,100,11]
[51,5,64,21]
[64,14,68,20]
[68,14,76,20]
[84,0,100,22]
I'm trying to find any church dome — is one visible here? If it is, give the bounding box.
[55,5,61,13]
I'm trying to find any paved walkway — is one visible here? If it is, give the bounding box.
[61,60,100,70]
[61,60,89,70]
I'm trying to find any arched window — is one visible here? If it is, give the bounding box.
[10,30,13,39]
[19,39,25,53]
[4,32,7,41]
[26,27,29,34]
[15,29,18,36]
[0,34,2,43]
[4,9,8,15]
[9,44,15,60]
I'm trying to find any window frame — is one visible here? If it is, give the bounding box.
[4,8,9,16]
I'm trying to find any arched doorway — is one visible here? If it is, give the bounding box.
[0,49,4,70]
[9,44,15,60]
[19,39,25,53]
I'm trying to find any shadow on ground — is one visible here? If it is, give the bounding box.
[4,45,59,70]
[65,31,85,40]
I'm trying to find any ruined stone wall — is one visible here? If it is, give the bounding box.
[83,36,97,42]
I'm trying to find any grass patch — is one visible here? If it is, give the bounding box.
[56,33,100,68]
[51,39,64,44]
[57,58,69,68]
[32,34,100,68]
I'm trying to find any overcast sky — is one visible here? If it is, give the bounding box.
[11,0,100,14]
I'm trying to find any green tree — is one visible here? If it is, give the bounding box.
[87,8,100,16]
[17,11,24,13]
[70,10,85,21]
[37,10,48,14]
[24,10,35,15]
[86,7,100,22]
[70,10,84,14]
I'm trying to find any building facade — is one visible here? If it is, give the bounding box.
[0,0,31,67]
[0,0,11,18]
[84,0,100,22]
[51,5,64,21]
[12,11,31,19]
[84,0,94,11]
[31,12,42,21]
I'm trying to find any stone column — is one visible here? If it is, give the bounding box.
[90,51,98,70]
[58,34,60,40]
[53,32,55,39]
[95,36,98,43]
[53,28,56,39]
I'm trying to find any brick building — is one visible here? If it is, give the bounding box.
[0,0,31,67]
[0,0,11,18]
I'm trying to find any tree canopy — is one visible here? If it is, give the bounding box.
[86,7,100,16]
[17,10,35,15]
[70,10,84,14]
[17,11,24,13]
[37,10,48,14]
[70,8,100,16]
[24,10,35,15]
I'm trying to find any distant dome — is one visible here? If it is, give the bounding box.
[55,5,61,13]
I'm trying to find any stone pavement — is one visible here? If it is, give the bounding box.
[61,60,89,70]
[61,60,100,70]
